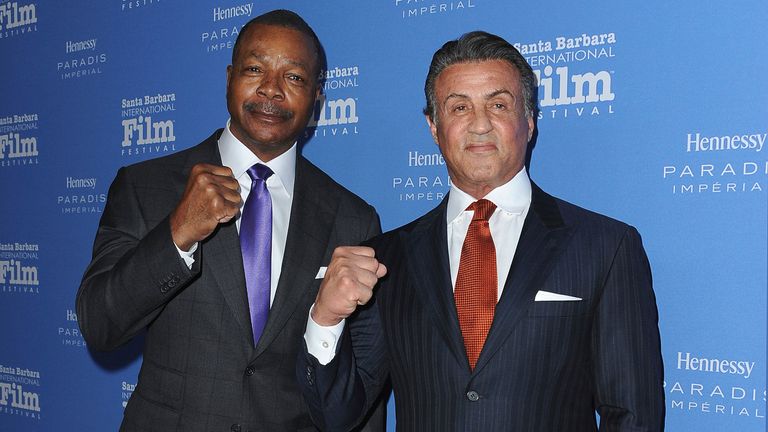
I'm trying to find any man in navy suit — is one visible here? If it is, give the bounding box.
[299,31,665,431]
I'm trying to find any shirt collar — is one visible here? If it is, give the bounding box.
[218,119,296,196]
[446,167,532,224]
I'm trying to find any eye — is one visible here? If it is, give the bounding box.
[491,102,506,110]
[287,74,305,82]
[453,104,468,112]
[245,65,262,74]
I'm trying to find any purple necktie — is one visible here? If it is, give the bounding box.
[240,163,273,346]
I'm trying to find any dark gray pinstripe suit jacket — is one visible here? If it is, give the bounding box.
[77,130,384,432]
[300,183,664,431]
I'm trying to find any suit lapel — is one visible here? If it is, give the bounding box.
[404,198,468,367]
[183,131,253,341]
[473,183,574,373]
[253,157,337,357]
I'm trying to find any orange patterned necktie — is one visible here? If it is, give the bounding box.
[455,199,497,370]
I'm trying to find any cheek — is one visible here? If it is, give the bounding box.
[438,123,465,145]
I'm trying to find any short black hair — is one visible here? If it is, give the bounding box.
[424,31,537,122]
[231,9,323,76]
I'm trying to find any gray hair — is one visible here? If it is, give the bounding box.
[423,31,538,122]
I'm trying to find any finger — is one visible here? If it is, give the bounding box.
[356,270,381,291]
[212,195,242,222]
[347,246,376,258]
[356,287,373,306]
[210,182,242,205]
[206,164,235,178]
[210,174,241,193]
[349,279,374,302]
[339,255,380,274]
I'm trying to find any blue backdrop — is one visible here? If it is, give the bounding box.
[1,1,766,430]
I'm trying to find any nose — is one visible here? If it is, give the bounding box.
[468,108,492,135]
[256,72,284,100]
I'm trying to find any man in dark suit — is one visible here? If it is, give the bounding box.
[77,10,383,432]
[299,31,665,431]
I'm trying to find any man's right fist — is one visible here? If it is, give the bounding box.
[170,163,242,251]
[312,246,388,327]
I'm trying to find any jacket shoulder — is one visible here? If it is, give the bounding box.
[117,130,221,183]
[298,156,376,215]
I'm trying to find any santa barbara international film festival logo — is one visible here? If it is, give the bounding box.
[200,2,253,54]
[0,364,41,420]
[57,175,106,215]
[121,380,135,408]
[304,65,360,140]
[0,113,39,168]
[57,36,107,80]
[120,92,177,157]
[664,351,765,421]
[0,1,38,40]
[512,31,617,121]
[0,242,39,295]
[662,129,767,196]
[121,0,160,12]
[394,0,478,20]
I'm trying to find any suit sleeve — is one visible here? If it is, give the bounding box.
[592,226,665,431]
[76,167,199,351]
[298,212,390,432]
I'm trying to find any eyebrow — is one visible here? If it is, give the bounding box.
[486,89,515,99]
[443,89,515,104]
[244,53,309,70]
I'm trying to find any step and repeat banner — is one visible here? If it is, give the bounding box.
[1,1,765,431]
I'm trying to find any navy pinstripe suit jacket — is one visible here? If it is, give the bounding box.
[300,183,664,431]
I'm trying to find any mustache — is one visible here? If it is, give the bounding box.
[243,102,294,120]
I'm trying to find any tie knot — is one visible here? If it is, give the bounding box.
[468,199,496,221]
[247,163,273,182]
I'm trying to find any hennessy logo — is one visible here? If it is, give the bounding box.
[535,65,615,107]
[121,116,175,147]
[212,3,252,22]
[65,38,97,53]
[0,133,37,159]
[66,309,78,322]
[0,2,37,31]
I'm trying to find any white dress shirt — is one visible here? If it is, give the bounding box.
[305,168,533,365]
[175,120,296,307]
[445,168,531,299]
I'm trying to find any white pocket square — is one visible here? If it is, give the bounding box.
[315,266,327,279]
[534,290,582,302]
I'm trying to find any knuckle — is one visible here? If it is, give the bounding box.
[204,182,219,195]
[194,173,209,186]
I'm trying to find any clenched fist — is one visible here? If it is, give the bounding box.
[312,246,387,326]
[170,163,242,251]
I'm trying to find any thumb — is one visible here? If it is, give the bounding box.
[375,262,387,278]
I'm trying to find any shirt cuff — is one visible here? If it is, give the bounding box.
[175,241,198,269]
[304,304,345,365]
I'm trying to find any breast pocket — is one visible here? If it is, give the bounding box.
[528,297,592,317]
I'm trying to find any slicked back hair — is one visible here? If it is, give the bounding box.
[424,31,537,123]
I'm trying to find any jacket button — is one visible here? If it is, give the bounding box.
[466,390,479,401]
[230,424,241,432]
[245,366,254,376]
[160,284,170,293]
